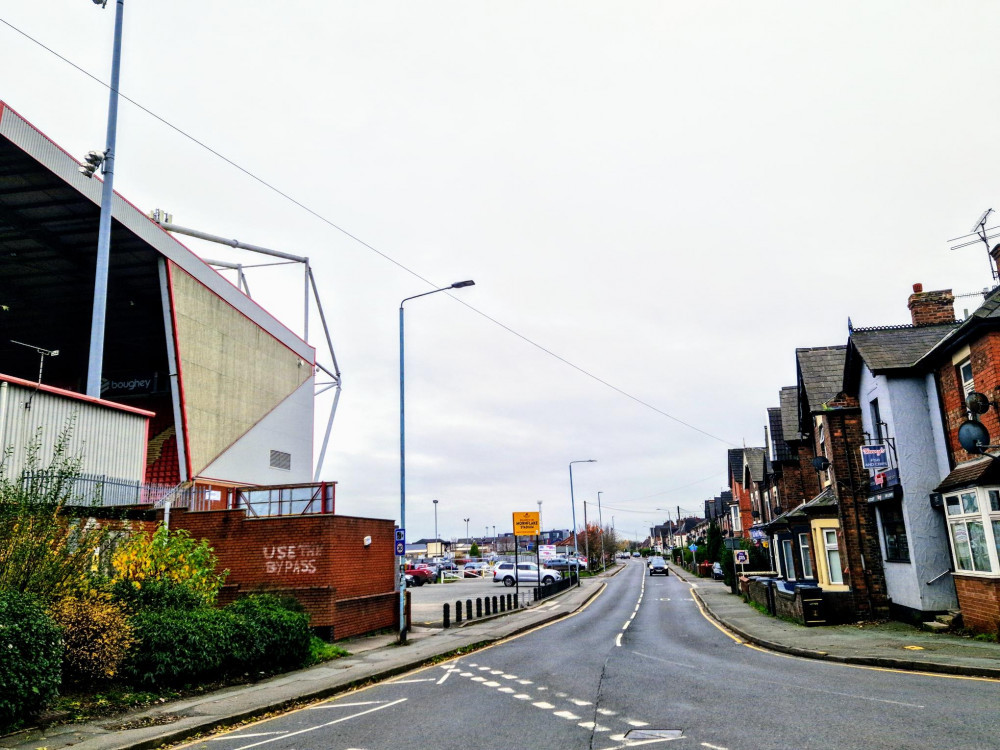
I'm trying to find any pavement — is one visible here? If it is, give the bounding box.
[4,561,1000,750]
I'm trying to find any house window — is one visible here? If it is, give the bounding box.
[944,487,997,573]
[870,398,883,442]
[731,504,741,532]
[781,539,795,580]
[959,359,975,417]
[879,501,909,562]
[799,532,813,578]
[817,423,831,485]
[824,529,843,584]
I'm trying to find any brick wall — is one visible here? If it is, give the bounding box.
[819,406,889,619]
[169,508,397,639]
[936,330,1000,466]
[953,575,1000,633]
[907,286,955,326]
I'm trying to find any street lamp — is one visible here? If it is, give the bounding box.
[398,279,475,644]
[464,517,470,543]
[569,459,596,585]
[85,0,126,398]
[537,500,543,535]
[433,499,439,541]
[597,491,605,572]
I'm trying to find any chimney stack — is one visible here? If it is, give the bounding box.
[907,283,955,326]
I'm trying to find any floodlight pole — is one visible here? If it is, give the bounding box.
[86,0,125,398]
[568,459,596,586]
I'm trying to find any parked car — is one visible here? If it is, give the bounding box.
[544,556,571,570]
[463,562,490,577]
[493,562,560,586]
[712,562,725,580]
[404,573,416,587]
[648,556,669,576]
[405,564,434,585]
[632,552,641,558]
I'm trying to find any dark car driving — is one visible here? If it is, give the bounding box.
[648,556,669,576]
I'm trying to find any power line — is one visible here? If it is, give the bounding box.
[1,16,739,449]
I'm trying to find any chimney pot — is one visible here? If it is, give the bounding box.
[913,282,923,293]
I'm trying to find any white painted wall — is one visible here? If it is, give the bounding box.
[199,376,315,485]
[859,366,957,613]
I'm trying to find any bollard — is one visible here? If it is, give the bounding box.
[455,600,462,624]
[443,602,450,628]
[466,599,473,620]
[484,597,491,615]
[507,594,513,610]
[499,595,506,613]
[533,588,538,602]
[492,595,498,613]
[476,598,483,617]
[513,594,518,609]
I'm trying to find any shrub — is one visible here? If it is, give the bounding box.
[122,607,232,686]
[227,595,311,673]
[48,596,134,684]
[110,524,228,606]
[109,577,204,612]
[0,591,63,733]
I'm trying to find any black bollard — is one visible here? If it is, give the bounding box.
[466,599,473,620]
[455,600,462,624]
[499,595,506,612]
[492,595,498,613]
[476,598,483,617]
[443,602,451,628]
[507,594,513,610]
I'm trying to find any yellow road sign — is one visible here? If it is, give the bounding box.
[512,511,540,536]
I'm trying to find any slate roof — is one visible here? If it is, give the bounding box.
[918,285,1000,366]
[933,456,1000,493]
[744,447,766,483]
[779,386,803,442]
[768,407,793,462]
[848,322,958,372]
[728,448,744,484]
[797,346,847,412]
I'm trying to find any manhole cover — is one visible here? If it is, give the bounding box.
[625,729,684,740]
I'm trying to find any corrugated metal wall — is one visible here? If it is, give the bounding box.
[0,381,148,485]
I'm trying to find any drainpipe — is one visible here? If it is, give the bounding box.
[0,382,8,476]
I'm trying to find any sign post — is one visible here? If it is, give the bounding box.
[734,548,750,581]
[513,512,540,604]
[689,543,699,572]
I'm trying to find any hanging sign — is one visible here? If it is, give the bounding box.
[860,444,890,470]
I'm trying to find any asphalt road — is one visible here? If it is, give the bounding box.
[182,560,1000,750]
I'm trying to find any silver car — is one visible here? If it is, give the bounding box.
[492,562,560,586]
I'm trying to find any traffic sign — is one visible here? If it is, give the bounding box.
[734,549,750,565]
[395,528,405,543]
[512,511,540,535]
[395,540,405,556]
[689,544,698,552]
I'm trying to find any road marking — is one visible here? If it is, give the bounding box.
[471,676,486,682]
[517,679,533,684]
[514,694,532,700]
[702,744,729,750]
[459,672,473,677]
[579,721,612,731]
[436,670,452,685]
[570,698,591,706]
[307,701,383,710]
[533,701,555,709]
[625,718,649,726]
[554,710,581,720]
[478,666,491,671]
[483,681,501,687]
[498,687,515,693]
[502,674,517,679]
[597,708,617,715]
[209,732,286,740]
[224,699,407,750]
[490,670,504,675]
[615,633,623,647]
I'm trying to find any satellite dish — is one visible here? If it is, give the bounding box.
[811,456,830,472]
[966,391,992,416]
[958,420,991,454]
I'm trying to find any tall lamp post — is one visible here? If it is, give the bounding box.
[85,0,125,398]
[464,517,470,544]
[433,499,439,541]
[568,459,596,585]
[398,279,475,644]
[597,491,605,572]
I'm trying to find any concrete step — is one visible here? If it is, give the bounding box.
[935,613,956,627]
[922,620,951,633]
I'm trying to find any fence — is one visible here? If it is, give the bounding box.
[441,573,578,628]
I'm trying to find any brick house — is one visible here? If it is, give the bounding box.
[795,345,889,621]
[727,448,753,537]
[916,255,1000,632]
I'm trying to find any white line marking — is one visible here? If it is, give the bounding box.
[502,674,517,680]
[307,701,382,710]
[498,687,515,693]
[459,672,473,677]
[514,694,532,700]
[702,744,729,750]
[615,633,623,647]
[471,676,486,682]
[389,678,436,684]
[209,732,286,740]
[597,708,617,716]
[490,670,504,675]
[478,666,491,671]
[436,670,452,685]
[483,681,501,687]
[517,679,533,685]
[533,701,555,709]
[570,698,591,706]
[226,699,406,750]
[625,718,649,726]
[554,710,581,720]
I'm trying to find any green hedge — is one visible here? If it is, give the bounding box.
[0,591,63,733]
[123,595,311,687]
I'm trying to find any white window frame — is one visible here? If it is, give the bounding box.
[959,359,975,418]
[799,532,813,579]
[943,486,1000,576]
[824,529,843,584]
[731,504,742,532]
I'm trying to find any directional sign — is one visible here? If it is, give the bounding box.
[395,540,405,556]
[512,511,540,536]
[689,544,698,552]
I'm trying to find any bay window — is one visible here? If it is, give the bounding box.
[944,487,1000,574]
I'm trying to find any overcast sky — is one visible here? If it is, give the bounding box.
[3,2,1000,542]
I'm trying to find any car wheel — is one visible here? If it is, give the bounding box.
[503,576,515,587]
[542,576,555,584]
